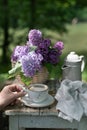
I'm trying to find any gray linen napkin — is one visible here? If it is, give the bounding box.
[55,79,87,122]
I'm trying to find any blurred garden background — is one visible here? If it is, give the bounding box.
[0,0,87,89]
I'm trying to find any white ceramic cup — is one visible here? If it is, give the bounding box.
[27,84,48,103]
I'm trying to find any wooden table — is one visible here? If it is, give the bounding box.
[4,100,87,130]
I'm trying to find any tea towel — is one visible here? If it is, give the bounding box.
[55,79,87,122]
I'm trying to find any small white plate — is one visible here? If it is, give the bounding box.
[22,94,55,108]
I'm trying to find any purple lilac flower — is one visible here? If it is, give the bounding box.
[54,41,64,51]
[48,49,60,64]
[39,39,51,48]
[35,39,51,62]
[28,29,42,46]
[36,47,49,62]
[11,45,29,62]
[21,51,43,77]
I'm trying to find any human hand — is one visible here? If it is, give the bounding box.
[0,84,26,110]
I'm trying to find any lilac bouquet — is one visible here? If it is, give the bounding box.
[8,29,64,85]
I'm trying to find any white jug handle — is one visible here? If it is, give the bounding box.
[80,56,85,72]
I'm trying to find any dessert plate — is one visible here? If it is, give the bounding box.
[22,94,55,108]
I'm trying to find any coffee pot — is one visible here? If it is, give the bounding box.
[62,51,85,81]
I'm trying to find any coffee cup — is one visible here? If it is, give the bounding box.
[27,84,48,103]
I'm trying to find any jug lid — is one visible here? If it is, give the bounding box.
[66,51,81,62]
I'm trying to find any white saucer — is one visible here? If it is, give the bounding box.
[22,94,55,108]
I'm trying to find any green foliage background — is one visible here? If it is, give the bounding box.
[0,0,87,87]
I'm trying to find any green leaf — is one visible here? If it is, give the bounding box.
[20,73,32,86]
[29,45,37,51]
[8,62,21,77]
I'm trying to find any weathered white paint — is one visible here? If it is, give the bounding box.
[4,103,87,130]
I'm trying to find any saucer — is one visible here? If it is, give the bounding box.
[22,94,55,108]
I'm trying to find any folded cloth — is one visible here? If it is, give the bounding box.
[55,79,87,122]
